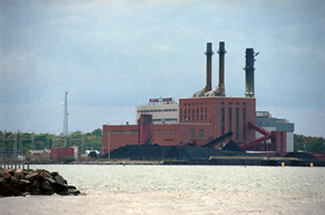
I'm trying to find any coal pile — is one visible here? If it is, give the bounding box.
[110,144,247,161]
[221,141,246,152]
[0,168,80,197]
[284,152,318,160]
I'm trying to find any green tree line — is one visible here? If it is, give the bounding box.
[0,129,103,158]
[294,134,325,153]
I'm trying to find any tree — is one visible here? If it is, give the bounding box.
[306,138,325,153]
[35,141,46,150]
[294,134,305,152]
[91,128,102,137]
[88,151,98,158]
[63,156,75,163]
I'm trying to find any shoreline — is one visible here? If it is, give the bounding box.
[70,160,164,165]
[28,159,325,167]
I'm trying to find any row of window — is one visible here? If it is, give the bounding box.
[152,118,178,122]
[221,102,246,106]
[104,130,177,135]
[103,130,138,135]
[181,102,246,106]
[154,129,177,135]
[182,102,208,106]
[137,109,177,113]
[180,108,208,122]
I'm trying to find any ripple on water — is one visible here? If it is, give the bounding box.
[6,165,321,215]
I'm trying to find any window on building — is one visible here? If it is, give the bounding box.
[229,108,232,140]
[192,108,195,121]
[236,108,239,141]
[166,130,169,134]
[243,108,246,142]
[190,129,194,138]
[221,108,225,135]
[280,132,284,152]
[199,130,203,138]
[196,108,199,121]
[170,130,173,134]
[188,108,191,122]
[180,109,183,122]
[205,108,207,121]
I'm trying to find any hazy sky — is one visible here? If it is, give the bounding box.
[1,0,324,137]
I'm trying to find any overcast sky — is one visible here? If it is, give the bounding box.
[1,0,324,137]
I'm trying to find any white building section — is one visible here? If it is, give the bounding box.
[136,97,179,124]
[256,111,294,152]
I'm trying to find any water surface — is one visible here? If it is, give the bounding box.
[1,165,324,215]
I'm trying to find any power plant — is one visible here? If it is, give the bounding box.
[102,41,294,158]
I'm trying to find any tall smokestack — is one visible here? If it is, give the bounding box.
[205,42,214,91]
[244,48,255,98]
[217,41,226,95]
[192,43,214,97]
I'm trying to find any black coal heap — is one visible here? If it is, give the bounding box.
[108,144,247,161]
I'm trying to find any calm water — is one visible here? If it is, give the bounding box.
[1,165,324,215]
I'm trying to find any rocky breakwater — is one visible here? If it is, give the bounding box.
[0,168,80,197]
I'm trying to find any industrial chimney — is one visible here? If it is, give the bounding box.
[192,43,214,97]
[205,42,213,91]
[205,41,226,97]
[217,41,226,96]
[244,48,255,98]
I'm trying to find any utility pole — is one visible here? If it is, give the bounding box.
[31,133,34,150]
[52,135,56,148]
[63,91,69,147]
[1,131,5,160]
[47,134,49,149]
[13,132,17,159]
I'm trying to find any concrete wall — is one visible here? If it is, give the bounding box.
[286,132,294,152]
[136,103,179,124]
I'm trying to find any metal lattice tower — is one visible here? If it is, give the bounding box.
[63,91,69,146]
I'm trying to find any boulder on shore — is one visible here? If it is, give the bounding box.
[0,168,80,197]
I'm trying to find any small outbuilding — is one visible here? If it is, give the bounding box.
[50,147,74,160]
[25,149,50,161]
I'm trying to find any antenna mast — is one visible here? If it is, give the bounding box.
[63,91,69,146]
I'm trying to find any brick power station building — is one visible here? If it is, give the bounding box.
[103,42,294,155]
